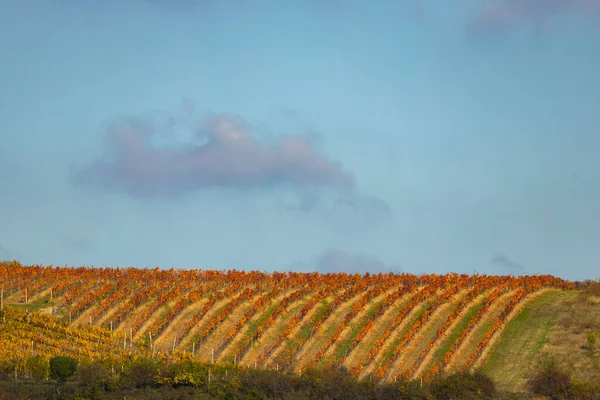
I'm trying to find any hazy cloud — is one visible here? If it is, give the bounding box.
[470,0,600,31]
[491,254,525,270]
[316,249,400,274]
[72,112,356,198]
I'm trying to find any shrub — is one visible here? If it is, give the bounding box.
[49,356,77,383]
[586,330,597,350]
[25,356,49,381]
[75,362,114,397]
[120,358,161,388]
[429,372,496,400]
[570,378,600,399]
[526,356,572,399]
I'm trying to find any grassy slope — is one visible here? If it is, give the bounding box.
[480,290,600,392]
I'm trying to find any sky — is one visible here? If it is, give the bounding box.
[1,0,599,280]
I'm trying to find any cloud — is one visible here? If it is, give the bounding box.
[491,254,525,270]
[71,112,356,198]
[470,0,600,32]
[315,249,401,274]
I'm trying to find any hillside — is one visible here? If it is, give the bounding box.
[1,261,584,390]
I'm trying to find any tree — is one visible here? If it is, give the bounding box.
[49,356,77,383]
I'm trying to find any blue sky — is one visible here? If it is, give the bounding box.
[1,0,599,280]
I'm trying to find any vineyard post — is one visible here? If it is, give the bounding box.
[172,337,176,353]
[89,315,92,326]
[69,312,72,324]
[110,321,113,334]
[211,347,214,364]
[130,327,133,342]
[208,368,211,385]
[149,332,152,349]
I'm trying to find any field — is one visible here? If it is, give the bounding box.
[0,261,582,392]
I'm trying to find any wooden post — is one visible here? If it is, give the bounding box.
[149,332,152,349]
[208,368,211,384]
[110,321,113,334]
[211,347,214,364]
[31,340,34,352]
[69,312,72,324]
[172,337,176,353]
[130,327,133,342]
[89,315,92,325]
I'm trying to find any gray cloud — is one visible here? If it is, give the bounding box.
[491,254,525,270]
[470,0,600,32]
[315,249,401,274]
[71,112,356,198]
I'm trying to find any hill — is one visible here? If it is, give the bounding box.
[1,262,584,387]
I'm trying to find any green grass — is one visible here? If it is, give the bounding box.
[275,300,332,364]
[9,299,54,312]
[376,301,431,368]
[225,301,281,363]
[479,290,570,391]
[431,300,485,366]
[325,299,384,366]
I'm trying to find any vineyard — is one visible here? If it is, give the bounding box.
[0,262,574,382]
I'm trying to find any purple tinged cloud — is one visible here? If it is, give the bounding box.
[316,249,400,274]
[470,0,600,31]
[71,113,356,198]
[491,254,525,270]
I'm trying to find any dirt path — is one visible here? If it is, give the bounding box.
[413,290,491,378]
[155,298,210,352]
[342,291,416,371]
[444,289,516,373]
[358,293,435,379]
[317,288,399,368]
[133,303,171,341]
[293,289,371,370]
[218,291,296,363]
[265,295,336,368]
[241,292,312,367]
[386,290,469,380]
